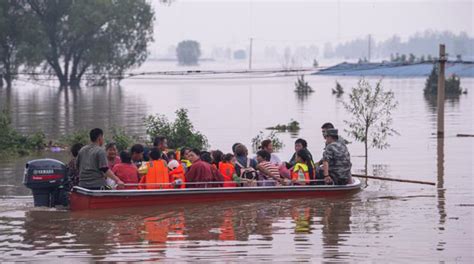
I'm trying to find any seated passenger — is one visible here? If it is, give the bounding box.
[180,147,192,172]
[287,138,315,168]
[200,151,224,187]
[218,153,238,187]
[168,159,186,189]
[259,140,281,165]
[139,149,171,189]
[291,149,312,185]
[185,149,215,188]
[112,151,139,188]
[106,142,121,170]
[211,150,224,169]
[256,150,284,186]
[234,144,258,180]
[131,144,145,168]
[322,128,352,185]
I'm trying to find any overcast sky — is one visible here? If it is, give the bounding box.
[151,0,473,54]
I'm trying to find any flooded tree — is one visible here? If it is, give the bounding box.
[23,0,154,88]
[176,40,201,65]
[0,1,42,88]
[343,79,399,174]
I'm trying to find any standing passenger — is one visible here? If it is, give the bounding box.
[67,143,84,190]
[76,128,124,190]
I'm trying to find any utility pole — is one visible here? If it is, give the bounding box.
[368,34,371,62]
[437,44,446,137]
[249,38,253,70]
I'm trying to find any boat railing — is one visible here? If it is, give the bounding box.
[119,179,331,189]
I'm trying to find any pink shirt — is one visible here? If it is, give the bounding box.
[112,163,139,184]
[108,156,121,170]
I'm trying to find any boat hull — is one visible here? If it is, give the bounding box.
[70,179,361,211]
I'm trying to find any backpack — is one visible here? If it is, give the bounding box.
[235,158,258,181]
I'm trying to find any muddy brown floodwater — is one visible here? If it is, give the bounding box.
[0,62,472,262]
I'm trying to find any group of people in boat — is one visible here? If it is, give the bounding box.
[69,122,352,190]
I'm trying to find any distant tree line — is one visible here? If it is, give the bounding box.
[323,30,474,61]
[0,0,157,88]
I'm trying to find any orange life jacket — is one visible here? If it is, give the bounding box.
[140,160,171,189]
[291,163,310,184]
[219,161,237,187]
[169,164,186,189]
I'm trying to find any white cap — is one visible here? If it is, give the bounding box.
[168,159,179,170]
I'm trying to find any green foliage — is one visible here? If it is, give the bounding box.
[251,131,284,153]
[109,127,135,152]
[343,79,399,173]
[0,110,45,156]
[294,75,313,93]
[266,120,300,132]
[144,108,209,150]
[424,64,465,95]
[19,0,154,87]
[0,1,42,87]
[58,130,89,148]
[176,40,201,66]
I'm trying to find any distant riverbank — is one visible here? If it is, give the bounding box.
[314,61,474,77]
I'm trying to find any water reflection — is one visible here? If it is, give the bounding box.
[1,84,144,138]
[3,199,356,261]
[423,93,462,113]
[437,137,446,231]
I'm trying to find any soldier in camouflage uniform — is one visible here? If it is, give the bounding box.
[322,128,352,185]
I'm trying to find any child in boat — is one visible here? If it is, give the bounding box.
[218,153,238,187]
[139,149,171,189]
[112,151,139,188]
[168,159,186,189]
[291,149,311,185]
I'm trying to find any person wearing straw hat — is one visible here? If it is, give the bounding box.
[322,128,352,185]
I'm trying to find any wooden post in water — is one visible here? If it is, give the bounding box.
[437,44,446,137]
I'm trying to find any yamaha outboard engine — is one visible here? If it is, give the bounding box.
[23,159,69,207]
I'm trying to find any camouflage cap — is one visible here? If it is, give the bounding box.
[326,128,338,137]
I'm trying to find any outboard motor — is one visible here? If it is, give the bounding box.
[23,159,69,207]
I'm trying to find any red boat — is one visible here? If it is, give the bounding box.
[70,178,362,211]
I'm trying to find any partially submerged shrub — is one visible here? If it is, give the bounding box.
[0,110,46,156]
[144,108,209,150]
[251,131,284,153]
[424,64,465,95]
[266,119,300,132]
[294,75,314,93]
